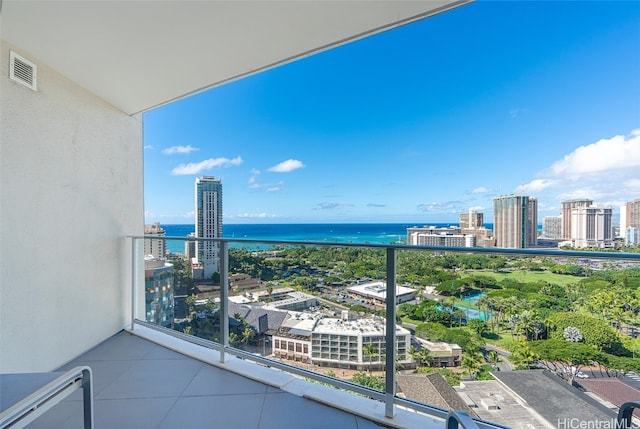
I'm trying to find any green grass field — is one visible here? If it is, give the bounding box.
[472,269,582,286]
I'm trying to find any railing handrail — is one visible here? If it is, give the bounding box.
[0,366,93,429]
[447,411,481,429]
[129,234,640,429]
[617,401,640,429]
[130,234,640,260]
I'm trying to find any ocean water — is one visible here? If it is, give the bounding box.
[160,223,463,254]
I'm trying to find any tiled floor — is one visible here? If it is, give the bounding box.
[24,331,389,429]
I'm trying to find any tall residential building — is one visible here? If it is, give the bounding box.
[561,199,592,240]
[570,205,613,248]
[626,199,640,230]
[493,195,537,248]
[195,176,223,278]
[542,216,562,239]
[144,255,174,328]
[626,227,639,246]
[185,232,197,263]
[460,211,483,229]
[144,222,166,259]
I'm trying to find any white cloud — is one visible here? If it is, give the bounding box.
[144,145,154,150]
[248,168,283,192]
[514,179,557,193]
[144,210,193,222]
[624,178,640,191]
[171,156,243,175]
[546,130,640,179]
[513,129,640,207]
[600,200,626,208]
[470,187,490,194]
[230,213,277,219]
[556,188,605,202]
[315,202,353,210]
[162,145,199,155]
[417,200,470,213]
[509,107,527,118]
[248,168,261,188]
[268,159,305,173]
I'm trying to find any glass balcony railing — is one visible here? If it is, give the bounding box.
[130,235,640,429]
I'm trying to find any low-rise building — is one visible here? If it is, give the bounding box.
[348,281,416,306]
[407,226,476,247]
[273,313,412,370]
[415,338,462,367]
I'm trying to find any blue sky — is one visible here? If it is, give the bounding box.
[143,1,640,225]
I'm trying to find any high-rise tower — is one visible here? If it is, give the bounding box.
[195,176,222,278]
[493,195,537,248]
[460,210,483,229]
[144,222,166,259]
[626,199,640,230]
[542,216,562,239]
[571,205,613,248]
[561,199,592,240]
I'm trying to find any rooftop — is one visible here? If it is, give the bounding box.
[454,379,550,428]
[577,378,640,418]
[396,373,476,417]
[492,370,617,427]
[349,282,417,299]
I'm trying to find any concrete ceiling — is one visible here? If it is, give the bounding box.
[0,0,471,115]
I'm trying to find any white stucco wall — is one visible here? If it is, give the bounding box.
[0,40,144,372]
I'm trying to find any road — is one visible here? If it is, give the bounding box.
[483,344,515,372]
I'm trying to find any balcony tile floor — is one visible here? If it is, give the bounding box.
[24,331,389,429]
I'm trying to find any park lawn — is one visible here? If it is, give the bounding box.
[471,269,582,287]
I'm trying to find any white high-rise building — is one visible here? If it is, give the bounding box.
[542,216,562,239]
[493,195,537,248]
[620,205,627,239]
[195,176,222,278]
[570,205,613,248]
[561,199,592,240]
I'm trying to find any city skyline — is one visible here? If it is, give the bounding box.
[143,1,640,225]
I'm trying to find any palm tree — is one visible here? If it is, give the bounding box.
[416,349,432,368]
[242,328,255,346]
[461,352,481,378]
[488,350,500,365]
[265,282,274,300]
[363,344,378,373]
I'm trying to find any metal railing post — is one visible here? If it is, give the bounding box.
[385,247,396,418]
[617,401,640,429]
[130,237,138,330]
[219,241,229,363]
[447,411,480,429]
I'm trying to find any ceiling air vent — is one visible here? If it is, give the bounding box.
[9,51,37,91]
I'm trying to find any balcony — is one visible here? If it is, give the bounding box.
[3,2,638,429]
[3,236,639,429]
[87,236,640,428]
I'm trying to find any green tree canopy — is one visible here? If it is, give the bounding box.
[545,312,623,353]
